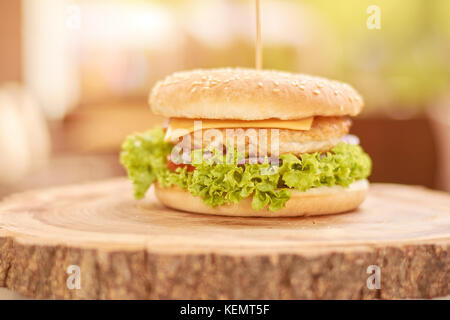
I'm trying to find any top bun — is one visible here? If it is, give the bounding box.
[150,68,364,120]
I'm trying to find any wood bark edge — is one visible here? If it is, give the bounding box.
[1,235,448,299]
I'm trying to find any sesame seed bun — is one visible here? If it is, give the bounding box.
[154,180,369,217]
[150,68,364,120]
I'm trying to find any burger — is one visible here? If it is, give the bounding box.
[120,68,372,217]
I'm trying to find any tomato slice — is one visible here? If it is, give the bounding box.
[166,160,196,172]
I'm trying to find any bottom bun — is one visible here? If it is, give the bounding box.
[154,179,369,217]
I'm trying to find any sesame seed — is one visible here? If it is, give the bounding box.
[257,82,264,87]
[317,82,324,88]
[313,90,320,95]
[273,88,280,93]
[299,85,305,90]
[334,90,340,95]
[274,81,280,86]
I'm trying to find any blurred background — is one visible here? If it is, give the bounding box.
[0,0,449,198]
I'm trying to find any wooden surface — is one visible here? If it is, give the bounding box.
[0,178,449,299]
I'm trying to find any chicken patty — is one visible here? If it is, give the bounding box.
[178,116,351,155]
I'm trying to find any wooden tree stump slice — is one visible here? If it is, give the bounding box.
[0,178,449,299]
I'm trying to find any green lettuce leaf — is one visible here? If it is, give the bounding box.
[120,128,372,212]
[279,143,372,191]
[187,160,291,211]
[119,128,172,199]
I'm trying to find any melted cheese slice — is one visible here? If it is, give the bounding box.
[165,117,314,142]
